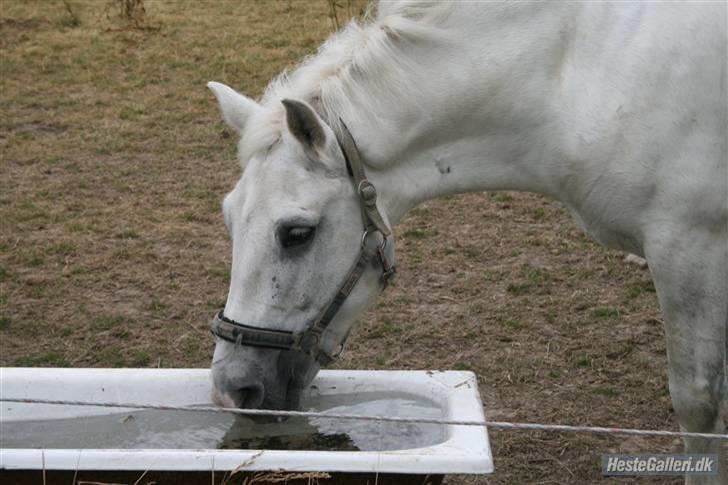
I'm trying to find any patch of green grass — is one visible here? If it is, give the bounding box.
[96,348,126,367]
[0,316,10,330]
[118,105,146,121]
[0,266,9,283]
[367,317,402,338]
[402,227,429,240]
[50,241,77,256]
[206,265,231,280]
[14,352,69,367]
[574,354,592,368]
[392,295,413,306]
[67,222,86,233]
[131,351,151,367]
[532,207,546,220]
[545,310,557,324]
[526,268,551,285]
[180,211,207,223]
[63,161,81,172]
[489,192,513,203]
[181,336,202,355]
[547,369,561,379]
[591,307,620,319]
[29,283,47,298]
[208,298,227,310]
[462,245,481,259]
[624,285,643,300]
[380,318,401,335]
[114,230,140,239]
[572,267,596,281]
[481,270,500,282]
[606,342,636,360]
[112,328,130,339]
[500,318,526,331]
[93,315,127,330]
[592,386,619,397]
[453,361,473,371]
[25,251,46,267]
[260,35,291,49]
[146,299,167,314]
[112,248,133,260]
[68,265,89,275]
[10,201,48,224]
[59,0,82,29]
[506,283,531,295]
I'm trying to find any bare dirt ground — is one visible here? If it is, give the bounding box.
[0,2,688,484]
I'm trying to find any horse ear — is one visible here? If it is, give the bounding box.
[281,99,326,149]
[207,81,260,134]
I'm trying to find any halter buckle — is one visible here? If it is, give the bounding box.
[357,180,378,207]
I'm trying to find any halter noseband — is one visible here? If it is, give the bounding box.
[210,118,395,366]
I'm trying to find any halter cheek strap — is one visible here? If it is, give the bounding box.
[337,119,391,238]
[210,118,396,366]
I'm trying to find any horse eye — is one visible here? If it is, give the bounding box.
[279,225,316,248]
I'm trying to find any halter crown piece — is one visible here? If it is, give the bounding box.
[210,117,396,365]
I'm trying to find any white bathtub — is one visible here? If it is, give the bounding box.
[0,368,492,476]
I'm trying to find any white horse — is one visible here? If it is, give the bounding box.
[207,2,726,482]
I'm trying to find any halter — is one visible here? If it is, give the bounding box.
[210,118,396,366]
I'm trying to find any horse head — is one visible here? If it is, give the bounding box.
[207,82,395,410]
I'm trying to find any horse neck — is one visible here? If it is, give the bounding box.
[333,3,575,225]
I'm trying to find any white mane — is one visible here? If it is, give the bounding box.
[238,0,452,165]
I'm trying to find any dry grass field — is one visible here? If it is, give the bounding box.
[0,1,688,484]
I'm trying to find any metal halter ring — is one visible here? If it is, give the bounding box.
[331,341,347,359]
[361,230,387,250]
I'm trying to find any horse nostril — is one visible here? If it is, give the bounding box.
[233,383,265,409]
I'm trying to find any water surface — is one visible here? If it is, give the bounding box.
[1,391,445,452]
